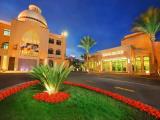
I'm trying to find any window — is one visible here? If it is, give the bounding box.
[21,30,39,57]
[49,38,54,44]
[144,57,150,72]
[48,48,54,54]
[2,42,9,49]
[135,57,142,72]
[56,40,61,45]
[56,50,61,55]
[4,29,10,36]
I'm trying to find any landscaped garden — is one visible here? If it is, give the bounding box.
[0,63,159,120]
[0,84,157,120]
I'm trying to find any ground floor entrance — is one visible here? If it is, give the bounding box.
[102,59,127,72]
[89,56,150,74]
[18,58,37,71]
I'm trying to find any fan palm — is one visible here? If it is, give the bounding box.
[132,7,160,74]
[78,36,96,62]
[31,63,73,95]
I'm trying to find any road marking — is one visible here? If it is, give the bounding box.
[99,77,160,88]
[86,80,95,83]
[114,86,135,93]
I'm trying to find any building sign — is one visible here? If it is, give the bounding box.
[102,50,124,57]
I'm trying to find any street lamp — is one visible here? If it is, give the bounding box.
[61,31,68,37]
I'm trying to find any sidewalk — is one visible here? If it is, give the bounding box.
[0,71,29,74]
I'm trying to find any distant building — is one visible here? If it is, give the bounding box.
[88,32,160,75]
[0,4,67,71]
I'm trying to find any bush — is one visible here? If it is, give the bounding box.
[31,63,73,95]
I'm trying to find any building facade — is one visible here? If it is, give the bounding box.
[88,32,160,75]
[0,5,67,71]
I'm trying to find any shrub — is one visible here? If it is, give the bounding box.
[31,63,73,95]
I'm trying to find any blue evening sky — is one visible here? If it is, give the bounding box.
[0,0,160,58]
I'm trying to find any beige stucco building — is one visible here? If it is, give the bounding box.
[0,5,67,71]
[88,32,160,75]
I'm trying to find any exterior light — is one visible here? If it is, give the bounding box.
[61,31,68,37]
[145,71,150,74]
[128,59,130,63]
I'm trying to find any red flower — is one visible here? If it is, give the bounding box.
[33,92,70,103]
[63,81,160,119]
[0,80,39,101]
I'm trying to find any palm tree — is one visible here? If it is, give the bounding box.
[132,7,160,74]
[78,36,96,70]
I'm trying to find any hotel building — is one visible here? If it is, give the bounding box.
[88,32,160,75]
[0,5,66,71]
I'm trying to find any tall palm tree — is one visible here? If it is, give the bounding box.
[132,7,160,74]
[78,36,96,69]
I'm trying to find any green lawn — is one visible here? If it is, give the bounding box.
[0,85,156,120]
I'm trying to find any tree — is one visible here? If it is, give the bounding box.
[132,7,160,74]
[78,36,96,70]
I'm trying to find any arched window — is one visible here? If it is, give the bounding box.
[21,31,39,56]
[2,42,9,49]
[56,50,61,55]
[48,48,54,54]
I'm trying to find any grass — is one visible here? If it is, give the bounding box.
[0,84,156,120]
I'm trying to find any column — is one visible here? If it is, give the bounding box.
[2,55,9,71]
[44,58,48,65]
[141,56,144,73]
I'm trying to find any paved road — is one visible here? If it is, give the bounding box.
[0,72,160,109]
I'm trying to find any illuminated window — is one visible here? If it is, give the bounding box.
[103,61,111,72]
[21,31,39,57]
[48,48,54,54]
[2,42,9,49]
[144,57,150,72]
[56,40,61,45]
[4,29,10,36]
[135,57,142,72]
[56,50,61,55]
[110,59,127,72]
[49,38,54,44]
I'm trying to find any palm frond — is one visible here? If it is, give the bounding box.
[78,36,96,54]
[132,7,160,38]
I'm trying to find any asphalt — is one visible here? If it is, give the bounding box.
[0,72,160,109]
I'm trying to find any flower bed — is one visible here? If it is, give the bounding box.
[63,81,160,119]
[33,92,70,103]
[0,80,39,101]
[0,80,160,119]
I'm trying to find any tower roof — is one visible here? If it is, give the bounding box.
[17,4,47,28]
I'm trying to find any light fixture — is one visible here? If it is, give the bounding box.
[61,31,68,37]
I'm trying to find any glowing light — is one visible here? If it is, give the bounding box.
[44,83,56,95]
[103,57,127,61]
[145,71,150,74]
[20,67,29,71]
[102,50,124,57]
[61,31,68,37]
[128,59,130,63]
[2,55,8,70]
